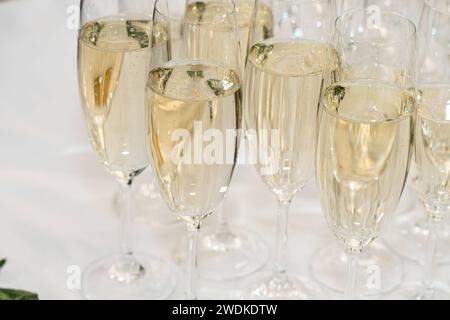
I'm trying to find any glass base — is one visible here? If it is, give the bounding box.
[82,253,177,300]
[389,283,450,300]
[196,226,269,281]
[173,226,269,281]
[239,272,324,300]
[310,242,403,297]
[384,212,450,264]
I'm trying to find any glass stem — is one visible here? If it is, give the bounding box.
[274,199,291,275]
[216,201,230,234]
[186,222,200,300]
[119,180,133,258]
[421,212,439,296]
[344,247,360,300]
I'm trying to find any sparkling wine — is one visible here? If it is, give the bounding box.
[147,61,242,223]
[245,40,335,198]
[416,85,450,217]
[317,81,414,248]
[78,18,152,182]
[185,0,273,64]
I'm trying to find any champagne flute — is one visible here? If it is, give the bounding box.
[311,9,417,296]
[336,0,424,26]
[317,79,414,300]
[242,0,335,299]
[312,9,415,298]
[77,0,177,299]
[147,0,242,299]
[181,0,271,281]
[392,0,450,299]
[378,0,450,266]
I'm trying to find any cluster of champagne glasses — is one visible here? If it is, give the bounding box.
[77,0,450,299]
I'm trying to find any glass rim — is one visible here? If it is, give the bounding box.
[319,80,414,124]
[78,13,153,28]
[335,8,417,42]
[154,0,237,25]
[424,0,450,16]
[270,0,334,3]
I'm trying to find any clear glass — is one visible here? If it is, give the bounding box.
[194,200,270,281]
[392,1,450,299]
[311,186,418,296]
[315,9,416,300]
[311,9,417,297]
[384,202,450,265]
[77,0,177,299]
[147,0,242,299]
[241,0,336,299]
[317,81,414,300]
[131,0,269,280]
[310,242,404,297]
[172,0,270,281]
[381,0,450,267]
[336,0,424,26]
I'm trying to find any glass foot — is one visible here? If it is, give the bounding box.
[389,283,450,300]
[196,226,269,281]
[384,212,450,264]
[108,256,145,283]
[310,241,403,296]
[82,253,177,300]
[240,272,324,300]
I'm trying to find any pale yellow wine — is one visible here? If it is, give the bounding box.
[185,0,273,64]
[317,81,414,248]
[416,85,450,218]
[147,61,242,223]
[245,40,334,199]
[78,18,151,183]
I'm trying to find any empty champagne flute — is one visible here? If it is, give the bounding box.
[392,0,450,299]
[147,0,242,299]
[311,9,417,296]
[77,0,177,299]
[242,0,336,299]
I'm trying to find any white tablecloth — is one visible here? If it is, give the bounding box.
[0,0,448,300]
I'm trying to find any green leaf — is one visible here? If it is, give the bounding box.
[0,259,6,269]
[0,288,39,300]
